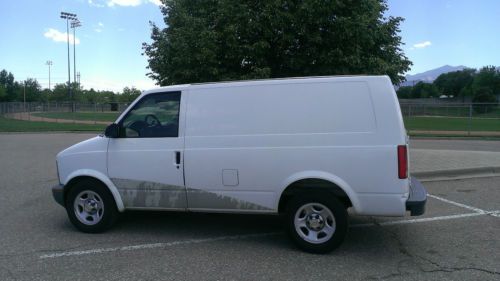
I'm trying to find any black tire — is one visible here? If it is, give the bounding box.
[65,178,118,233]
[286,192,348,253]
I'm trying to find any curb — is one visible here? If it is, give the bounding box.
[412,166,500,181]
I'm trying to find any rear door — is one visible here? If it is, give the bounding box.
[107,91,187,210]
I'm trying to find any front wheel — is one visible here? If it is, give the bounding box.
[286,193,348,253]
[65,179,118,233]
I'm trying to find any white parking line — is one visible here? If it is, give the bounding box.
[427,194,487,214]
[39,232,281,259]
[489,211,500,218]
[350,212,486,228]
[350,193,500,228]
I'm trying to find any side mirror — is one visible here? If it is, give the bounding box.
[104,123,120,138]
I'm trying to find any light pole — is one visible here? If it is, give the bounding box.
[45,60,53,91]
[23,80,26,114]
[60,12,77,101]
[71,20,81,91]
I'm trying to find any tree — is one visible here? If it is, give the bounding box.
[118,87,141,103]
[100,91,117,103]
[410,82,438,99]
[18,78,42,102]
[0,69,17,101]
[471,66,500,97]
[0,83,6,101]
[433,68,475,100]
[396,86,412,99]
[40,89,51,102]
[472,87,498,113]
[143,0,412,86]
[51,84,70,101]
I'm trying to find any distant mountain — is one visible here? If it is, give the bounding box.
[401,65,468,87]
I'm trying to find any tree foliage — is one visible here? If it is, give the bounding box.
[118,87,141,103]
[396,86,412,99]
[433,68,475,98]
[472,66,500,97]
[397,66,500,102]
[143,0,412,85]
[0,69,17,102]
[0,68,141,103]
[410,82,438,98]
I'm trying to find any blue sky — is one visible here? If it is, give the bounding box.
[0,0,499,91]
[388,0,499,74]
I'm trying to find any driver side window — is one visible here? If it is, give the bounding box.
[120,91,181,138]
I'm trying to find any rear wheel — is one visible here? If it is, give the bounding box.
[286,192,348,253]
[65,179,118,233]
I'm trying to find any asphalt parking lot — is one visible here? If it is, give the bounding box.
[0,133,499,281]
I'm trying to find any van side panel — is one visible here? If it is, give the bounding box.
[186,81,376,136]
[183,77,408,215]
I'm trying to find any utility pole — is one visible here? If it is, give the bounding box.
[23,80,26,114]
[71,20,81,90]
[60,12,78,101]
[46,60,53,90]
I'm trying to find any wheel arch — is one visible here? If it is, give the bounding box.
[277,171,360,214]
[63,169,125,212]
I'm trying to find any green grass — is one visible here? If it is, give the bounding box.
[0,115,106,132]
[31,112,120,122]
[404,117,500,132]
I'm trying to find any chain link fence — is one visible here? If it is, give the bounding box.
[399,102,500,135]
[0,102,130,125]
[400,102,499,118]
[0,101,499,135]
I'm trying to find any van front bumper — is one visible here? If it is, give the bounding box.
[52,184,65,207]
[406,177,427,216]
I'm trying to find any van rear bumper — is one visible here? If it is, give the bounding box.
[406,177,427,216]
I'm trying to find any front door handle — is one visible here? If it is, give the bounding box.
[174,151,181,169]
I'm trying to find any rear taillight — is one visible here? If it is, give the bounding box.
[397,145,408,179]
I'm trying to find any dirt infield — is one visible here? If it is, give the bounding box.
[4,112,109,125]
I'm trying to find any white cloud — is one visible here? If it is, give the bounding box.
[148,0,163,6]
[98,22,104,27]
[95,28,103,33]
[44,28,80,45]
[107,0,142,7]
[413,41,432,49]
[90,0,163,8]
[88,0,105,7]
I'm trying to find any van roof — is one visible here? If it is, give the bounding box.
[142,75,390,94]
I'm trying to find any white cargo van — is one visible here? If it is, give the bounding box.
[53,76,426,253]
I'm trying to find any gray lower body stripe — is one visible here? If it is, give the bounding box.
[111,178,272,211]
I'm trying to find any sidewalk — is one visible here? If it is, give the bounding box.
[411,149,500,179]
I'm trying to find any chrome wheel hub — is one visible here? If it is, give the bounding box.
[74,190,104,226]
[84,199,98,212]
[306,213,325,231]
[294,203,336,244]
